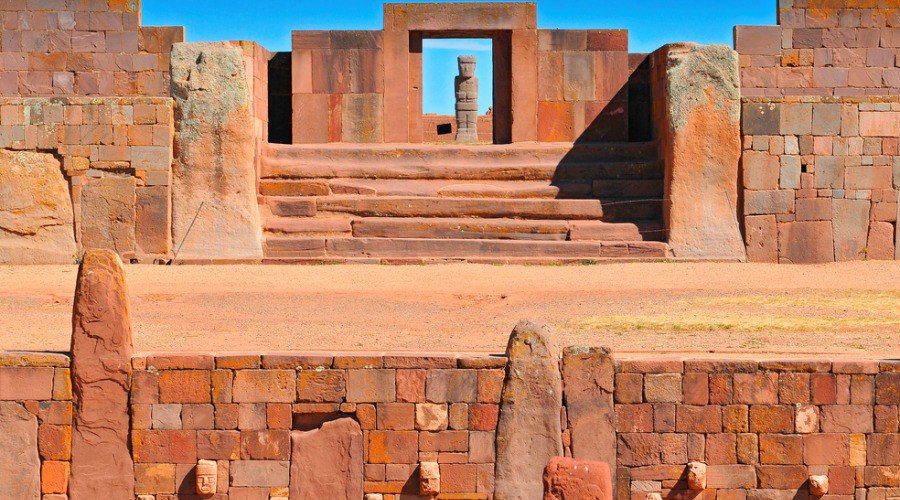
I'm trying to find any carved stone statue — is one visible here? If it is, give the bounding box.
[455,55,479,143]
[196,459,217,496]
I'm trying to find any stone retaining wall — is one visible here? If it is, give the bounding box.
[742,96,899,263]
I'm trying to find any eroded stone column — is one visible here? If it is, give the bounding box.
[494,320,563,500]
[68,249,135,499]
[653,43,745,261]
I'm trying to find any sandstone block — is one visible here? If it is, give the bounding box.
[543,456,613,500]
[495,321,563,499]
[232,370,296,403]
[416,403,448,431]
[81,176,136,256]
[230,460,290,487]
[778,221,834,264]
[289,418,363,499]
[426,369,477,403]
[296,369,345,402]
[562,346,615,483]
[0,150,75,264]
[0,402,40,499]
[69,250,134,499]
[347,369,395,403]
[171,42,263,261]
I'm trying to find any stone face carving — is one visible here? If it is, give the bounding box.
[170,42,263,261]
[196,459,217,496]
[687,461,707,490]
[543,456,613,500]
[809,475,828,496]
[290,418,363,499]
[419,461,440,496]
[68,249,135,499]
[455,55,479,143]
[495,320,563,500]
[0,149,76,264]
[0,402,41,500]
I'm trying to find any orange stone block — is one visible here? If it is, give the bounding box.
[41,461,69,494]
[158,370,211,404]
[537,101,574,142]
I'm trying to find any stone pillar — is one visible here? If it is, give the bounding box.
[68,250,134,499]
[289,418,364,499]
[562,346,616,488]
[170,42,263,261]
[494,321,563,500]
[652,43,745,261]
[455,56,479,143]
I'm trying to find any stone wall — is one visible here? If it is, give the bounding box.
[0,352,73,499]
[0,96,174,262]
[536,29,630,142]
[742,96,899,263]
[735,0,899,97]
[129,353,503,498]
[421,112,493,143]
[0,0,183,97]
[614,358,900,500]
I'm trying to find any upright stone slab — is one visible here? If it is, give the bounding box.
[171,42,263,261]
[656,43,745,261]
[495,320,563,500]
[562,347,616,487]
[289,418,364,499]
[0,402,40,500]
[68,250,134,499]
[0,149,76,264]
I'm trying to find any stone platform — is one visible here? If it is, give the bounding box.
[258,142,668,263]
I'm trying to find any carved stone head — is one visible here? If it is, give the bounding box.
[458,55,476,78]
[196,459,217,496]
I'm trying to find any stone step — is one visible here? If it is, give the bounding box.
[600,199,663,221]
[261,159,662,182]
[263,237,670,260]
[260,179,593,199]
[351,218,570,241]
[268,196,606,220]
[263,141,658,167]
[592,179,664,198]
[263,217,352,236]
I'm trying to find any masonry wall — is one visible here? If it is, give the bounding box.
[614,358,900,500]
[421,113,493,143]
[536,29,630,142]
[741,97,899,263]
[0,1,184,97]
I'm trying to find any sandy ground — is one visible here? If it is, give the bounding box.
[0,262,898,358]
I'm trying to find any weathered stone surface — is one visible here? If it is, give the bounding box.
[687,461,707,490]
[420,461,441,496]
[832,199,870,261]
[0,402,40,500]
[289,418,363,499]
[69,250,134,499]
[495,321,563,500]
[562,347,615,488]
[809,474,828,496]
[0,149,75,264]
[171,42,262,260]
[657,43,744,261]
[81,176,136,256]
[543,456,612,500]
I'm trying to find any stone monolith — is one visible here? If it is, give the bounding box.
[455,55,479,143]
[170,42,263,261]
[0,402,40,499]
[0,149,76,264]
[495,320,563,500]
[562,347,615,487]
[290,418,364,499]
[68,250,134,499]
[656,43,745,261]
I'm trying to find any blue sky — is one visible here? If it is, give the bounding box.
[144,0,775,114]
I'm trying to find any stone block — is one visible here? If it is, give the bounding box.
[745,190,795,215]
[867,221,895,260]
[677,405,723,433]
[197,430,240,460]
[289,418,363,498]
[158,370,211,404]
[778,220,834,263]
[742,102,780,135]
[750,405,794,433]
[347,370,395,403]
[368,430,418,464]
[644,373,682,403]
[832,199,870,261]
[743,151,781,190]
[859,111,899,137]
[296,369,345,402]
[134,186,171,256]
[426,369,477,403]
[233,370,296,403]
[780,103,813,135]
[230,460,290,487]
[0,402,40,499]
[538,101,574,142]
[342,93,383,143]
[80,176,136,255]
[735,25,783,55]
[820,405,874,433]
[543,456,612,500]
[804,433,850,465]
[745,215,778,262]
[563,52,596,101]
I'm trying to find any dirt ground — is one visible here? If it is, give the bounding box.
[0,262,898,358]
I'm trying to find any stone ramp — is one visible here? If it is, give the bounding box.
[259,142,668,263]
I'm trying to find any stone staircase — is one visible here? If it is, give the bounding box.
[258,142,669,263]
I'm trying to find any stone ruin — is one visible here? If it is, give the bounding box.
[0,1,898,265]
[0,250,897,499]
[455,55,479,143]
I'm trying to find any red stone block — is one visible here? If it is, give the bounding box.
[733,373,778,404]
[396,369,426,403]
[240,429,290,460]
[158,370,211,404]
[132,429,198,463]
[617,433,661,467]
[357,404,376,430]
[147,355,214,370]
[420,430,468,452]
[233,370,296,403]
[820,405,873,433]
[587,30,628,51]
[41,460,69,495]
[615,373,644,404]
[468,403,499,431]
[709,373,733,404]
[348,369,396,403]
[756,465,808,489]
[876,372,900,404]
[132,370,159,404]
[778,220,835,264]
[683,373,709,405]
[441,463,478,494]
[735,25,783,55]
[39,424,71,460]
[266,404,292,429]
[477,369,504,403]
[779,372,810,403]
[615,405,653,433]
[377,403,415,430]
[866,433,900,465]
[750,405,794,433]
[0,367,54,400]
[216,355,261,370]
[296,369,345,402]
[722,405,749,433]
[215,404,239,430]
[804,433,850,465]
[759,434,804,464]
[706,433,737,465]
[543,456,613,500]
[538,101,574,142]
[654,403,676,433]
[676,406,722,433]
[811,373,837,404]
[874,405,899,432]
[368,430,419,464]
[38,401,73,425]
[182,404,214,430]
[746,215,778,262]
[196,430,240,460]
